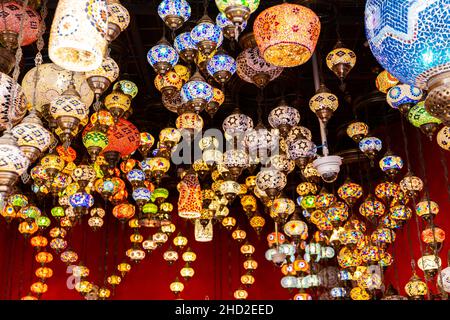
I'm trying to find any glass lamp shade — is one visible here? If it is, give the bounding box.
[69,192,94,209]
[286,138,316,162]
[83,131,108,159]
[49,0,108,72]
[50,94,88,121]
[154,71,183,96]
[223,149,249,175]
[215,0,260,24]
[387,84,423,112]
[296,182,318,196]
[147,39,179,74]
[268,102,300,135]
[0,133,30,185]
[191,16,223,56]
[181,76,214,112]
[389,205,412,221]
[417,254,442,276]
[158,0,191,30]
[108,0,130,32]
[71,165,96,185]
[405,274,428,299]
[113,80,138,99]
[232,228,247,242]
[207,53,237,84]
[170,279,185,295]
[255,169,286,199]
[234,289,248,300]
[162,91,183,113]
[408,102,442,136]
[338,182,363,205]
[236,46,283,88]
[287,126,312,142]
[371,227,396,246]
[379,153,404,175]
[346,122,369,143]
[375,70,399,93]
[437,126,450,151]
[268,154,295,174]
[177,171,202,219]
[174,32,198,63]
[253,3,320,67]
[97,118,140,158]
[415,200,439,220]
[85,57,120,89]
[325,202,349,225]
[270,198,295,221]
[365,0,450,89]
[0,72,28,132]
[132,187,152,204]
[359,196,385,219]
[326,44,357,81]
[0,1,41,47]
[359,136,382,158]
[12,114,51,153]
[243,127,279,161]
[222,111,254,137]
[112,203,135,221]
[283,218,307,238]
[174,65,191,84]
[309,86,339,123]
[159,128,181,148]
[22,64,94,115]
[176,112,204,134]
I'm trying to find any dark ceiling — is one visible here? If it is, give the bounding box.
[19,0,399,190]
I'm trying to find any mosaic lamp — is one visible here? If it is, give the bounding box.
[326,41,357,82]
[346,121,369,143]
[85,57,120,100]
[309,84,339,124]
[408,101,442,140]
[106,0,130,42]
[154,71,183,98]
[386,84,423,115]
[147,37,179,75]
[157,0,191,31]
[437,126,450,151]
[48,0,108,72]
[365,0,450,125]
[174,32,198,64]
[255,168,287,200]
[180,70,213,113]
[268,100,300,137]
[191,14,223,56]
[177,170,202,219]
[254,3,320,68]
[359,136,382,162]
[207,51,237,84]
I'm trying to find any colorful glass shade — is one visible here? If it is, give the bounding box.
[147,39,179,73]
[400,173,423,197]
[83,131,108,151]
[365,0,450,89]
[415,200,439,218]
[215,0,260,21]
[108,0,130,32]
[338,182,363,205]
[255,169,286,195]
[270,198,295,220]
[346,122,369,142]
[223,110,254,136]
[99,118,140,158]
[216,12,247,40]
[379,154,404,173]
[437,126,450,151]
[177,171,202,219]
[389,205,412,221]
[207,53,237,83]
[408,101,442,127]
[154,71,183,94]
[49,0,108,72]
[175,112,204,134]
[85,56,120,84]
[284,218,308,238]
[113,80,138,99]
[174,32,197,60]
[0,1,41,47]
[404,274,428,298]
[236,46,283,88]
[69,192,94,209]
[326,44,357,80]
[254,3,321,67]
[296,182,318,196]
[112,203,135,221]
[191,16,223,55]
[387,84,423,110]
[421,226,446,244]
[359,136,382,156]
[375,70,398,93]
[181,76,214,109]
[12,114,52,153]
[268,101,301,134]
[157,0,191,30]
[309,88,339,114]
[359,195,385,219]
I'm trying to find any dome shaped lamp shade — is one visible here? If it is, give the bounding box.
[191,15,223,56]
[215,0,260,25]
[174,32,198,64]
[309,84,339,124]
[106,0,130,42]
[158,0,191,31]
[386,84,423,115]
[365,0,450,124]
[254,3,321,68]
[180,71,213,113]
[48,0,108,72]
[147,38,179,75]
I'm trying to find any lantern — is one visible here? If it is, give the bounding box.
[387,84,423,115]
[191,15,223,56]
[48,0,108,72]
[408,101,442,140]
[253,3,320,67]
[158,0,191,31]
[147,38,179,75]
[207,52,237,84]
[178,171,202,219]
[326,41,356,81]
[174,32,198,64]
[346,121,369,143]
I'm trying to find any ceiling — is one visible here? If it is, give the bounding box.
[19,0,397,191]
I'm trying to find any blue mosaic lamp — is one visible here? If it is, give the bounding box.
[181,70,214,113]
[365,0,450,124]
[132,187,152,207]
[191,15,223,56]
[158,0,191,30]
[379,151,403,179]
[359,136,382,162]
[207,52,237,84]
[216,12,247,40]
[174,32,198,63]
[386,84,423,115]
[147,38,179,75]
[69,192,94,214]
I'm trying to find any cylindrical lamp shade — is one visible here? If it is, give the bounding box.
[178,172,202,219]
[253,3,320,67]
[49,0,108,72]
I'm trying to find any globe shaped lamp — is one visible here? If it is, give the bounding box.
[147,38,179,75]
[158,0,191,31]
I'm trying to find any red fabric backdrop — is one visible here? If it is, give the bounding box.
[0,121,449,300]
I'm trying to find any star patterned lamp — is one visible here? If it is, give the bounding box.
[174,32,198,64]
[181,70,213,113]
[191,15,223,56]
[157,0,191,31]
[268,100,300,137]
[147,38,179,75]
[254,3,321,68]
[207,52,237,84]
